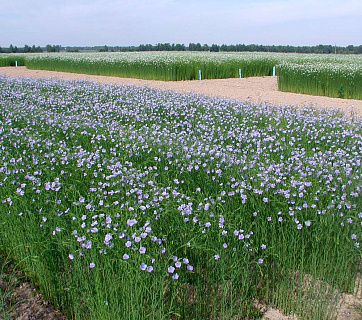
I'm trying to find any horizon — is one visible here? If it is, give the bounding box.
[2,42,361,50]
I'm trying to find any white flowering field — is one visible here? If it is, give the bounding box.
[0,54,26,67]
[0,75,361,319]
[24,51,280,80]
[277,61,362,99]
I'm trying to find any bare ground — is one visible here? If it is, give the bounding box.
[0,66,361,320]
[0,257,66,320]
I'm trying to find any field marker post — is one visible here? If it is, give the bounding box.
[198,70,202,81]
[239,68,242,78]
[15,61,18,67]
[272,66,276,76]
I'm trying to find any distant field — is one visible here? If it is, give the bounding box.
[1,51,362,99]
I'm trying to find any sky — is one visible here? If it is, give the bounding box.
[1,0,361,48]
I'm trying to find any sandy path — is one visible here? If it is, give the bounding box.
[1,66,361,116]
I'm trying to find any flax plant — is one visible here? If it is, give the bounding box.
[0,75,361,319]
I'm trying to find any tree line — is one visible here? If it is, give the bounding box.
[0,44,43,53]
[1,43,362,54]
[0,44,61,53]
[121,43,362,54]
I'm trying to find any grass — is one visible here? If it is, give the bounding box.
[0,253,24,319]
[0,74,361,319]
[0,54,26,67]
[357,304,362,318]
[24,51,280,80]
[277,62,362,100]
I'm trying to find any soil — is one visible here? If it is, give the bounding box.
[5,282,66,320]
[0,66,361,319]
[0,66,361,116]
[0,258,66,320]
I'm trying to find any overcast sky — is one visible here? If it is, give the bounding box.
[1,0,361,48]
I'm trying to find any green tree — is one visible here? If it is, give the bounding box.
[210,44,219,52]
[23,44,31,53]
[174,43,185,51]
[195,43,202,51]
[202,44,209,51]
[220,44,229,52]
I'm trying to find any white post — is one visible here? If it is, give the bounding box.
[239,69,242,78]
[15,61,18,67]
[198,70,202,81]
[272,66,276,76]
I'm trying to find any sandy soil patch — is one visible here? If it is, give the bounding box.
[0,66,361,116]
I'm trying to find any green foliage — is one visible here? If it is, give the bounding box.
[0,254,21,320]
[0,76,361,319]
[23,51,279,80]
[46,44,61,52]
[0,54,26,67]
[278,61,362,100]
